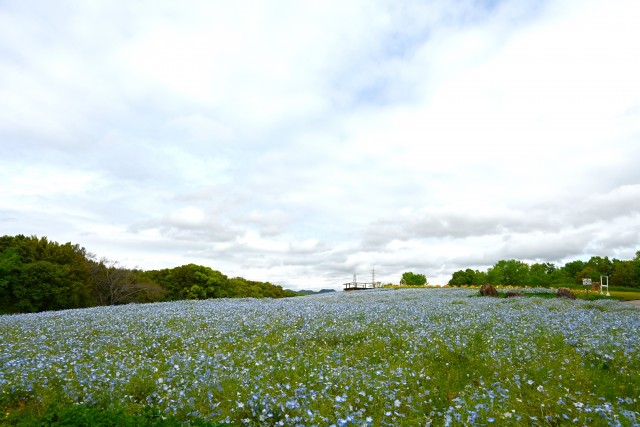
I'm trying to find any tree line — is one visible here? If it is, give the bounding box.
[448,253,640,288]
[0,235,298,314]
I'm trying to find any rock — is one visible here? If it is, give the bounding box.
[556,288,576,300]
[504,290,523,298]
[479,284,498,297]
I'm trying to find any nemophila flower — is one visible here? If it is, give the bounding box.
[2,288,639,425]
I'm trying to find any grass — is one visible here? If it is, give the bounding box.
[1,289,639,426]
[460,284,640,301]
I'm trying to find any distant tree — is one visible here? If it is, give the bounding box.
[144,264,230,300]
[586,256,614,277]
[449,270,468,286]
[529,263,551,287]
[0,234,298,313]
[610,260,638,289]
[142,264,293,300]
[562,260,586,281]
[400,272,427,286]
[576,267,599,285]
[449,268,481,286]
[474,270,487,285]
[487,259,529,286]
[0,247,21,313]
[548,268,572,285]
[0,235,94,313]
[91,259,165,305]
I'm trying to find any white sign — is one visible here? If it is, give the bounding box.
[582,278,592,287]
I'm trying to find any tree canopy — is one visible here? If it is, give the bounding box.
[0,234,298,314]
[400,271,428,286]
[448,254,640,288]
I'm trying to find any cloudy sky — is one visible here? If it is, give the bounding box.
[1,0,639,289]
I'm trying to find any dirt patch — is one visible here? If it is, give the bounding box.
[622,300,640,308]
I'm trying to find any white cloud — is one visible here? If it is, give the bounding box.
[1,0,640,289]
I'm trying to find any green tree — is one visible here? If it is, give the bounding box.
[576,267,599,285]
[0,235,94,312]
[91,259,165,305]
[548,268,572,285]
[487,259,529,286]
[562,260,586,281]
[449,270,468,286]
[400,272,427,286]
[448,268,484,286]
[0,247,22,313]
[13,260,68,312]
[474,270,488,285]
[586,256,614,277]
[610,260,638,288]
[143,264,225,300]
[529,263,551,287]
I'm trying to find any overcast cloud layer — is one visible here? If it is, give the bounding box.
[1,0,639,289]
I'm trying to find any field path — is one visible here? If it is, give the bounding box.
[623,299,640,308]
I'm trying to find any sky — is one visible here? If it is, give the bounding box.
[1,0,639,290]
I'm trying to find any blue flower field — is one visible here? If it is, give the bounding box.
[1,288,639,426]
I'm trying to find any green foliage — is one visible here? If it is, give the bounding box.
[0,235,295,314]
[141,265,293,301]
[0,235,94,314]
[90,260,166,306]
[486,259,529,286]
[576,266,600,284]
[451,254,640,289]
[585,255,614,277]
[3,404,227,426]
[562,260,586,280]
[448,268,487,286]
[611,258,640,289]
[399,271,427,286]
[528,263,551,287]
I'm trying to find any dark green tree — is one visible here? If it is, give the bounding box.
[586,256,614,277]
[610,260,638,288]
[400,271,427,286]
[487,259,529,286]
[576,266,600,285]
[91,259,166,305]
[562,260,586,281]
[529,263,551,287]
[0,235,94,313]
[448,268,484,286]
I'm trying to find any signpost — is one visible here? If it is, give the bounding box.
[582,278,592,300]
